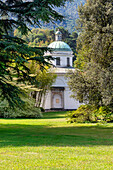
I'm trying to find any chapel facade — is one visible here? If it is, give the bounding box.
[41,30,81,110]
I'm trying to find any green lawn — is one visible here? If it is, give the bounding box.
[0,111,113,170]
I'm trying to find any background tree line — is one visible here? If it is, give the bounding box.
[14,27,78,61]
[40,0,86,33]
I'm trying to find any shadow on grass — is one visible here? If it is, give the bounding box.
[0,123,113,147]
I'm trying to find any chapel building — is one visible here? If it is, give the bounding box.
[42,30,81,110]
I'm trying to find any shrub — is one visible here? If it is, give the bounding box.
[0,97,43,118]
[67,105,113,123]
[94,106,113,123]
[67,105,97,123]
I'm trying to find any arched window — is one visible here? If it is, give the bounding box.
[56,57,60,65]
[67,57,70,67]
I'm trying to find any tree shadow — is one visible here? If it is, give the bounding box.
[0,123,113,148]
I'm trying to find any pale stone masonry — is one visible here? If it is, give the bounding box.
[39,30,81,110]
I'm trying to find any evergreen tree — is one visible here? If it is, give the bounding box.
[0,0,71,108]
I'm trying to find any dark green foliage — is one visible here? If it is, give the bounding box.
[67,105,96,123]
[67,105,113,123]
[77,0,113,68]
[0,0,71,108]
[67,0,113,113]
[0,82,24,108]
[0,96,42,118]
[40,107,45,112]
[95,106,113,123]
[67,62,113,108]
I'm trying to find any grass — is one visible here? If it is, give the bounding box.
[0,111,113,170]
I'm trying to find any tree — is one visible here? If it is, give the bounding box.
[14,28,55,47]
[14,27,78,61]
[0,0,71,108]
[76,0,113,68]
[28,62,56,108]
[67,0,113,111]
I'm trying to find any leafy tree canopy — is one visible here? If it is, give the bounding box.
[76,0,113,68]
[67,0,113,111]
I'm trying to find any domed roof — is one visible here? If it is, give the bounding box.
[55,30,62,35]
[48,41,72,51]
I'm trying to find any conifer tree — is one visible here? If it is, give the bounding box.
[0,0,71,108]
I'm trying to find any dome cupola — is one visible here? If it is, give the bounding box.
[45,29,74,68]
[55,29,62,41]
[48,41,72,51]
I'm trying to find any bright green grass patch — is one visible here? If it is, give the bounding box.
[0,111,113,170]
